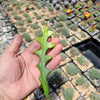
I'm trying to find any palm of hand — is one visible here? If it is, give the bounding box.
[0,35,62,100]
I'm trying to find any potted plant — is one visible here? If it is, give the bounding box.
[72,75,95,96]
[94,10,100,17]
[75,4,80,9]
[66,9,75,19]
[69,24,78,31]
[84,68,100,87]
[56,81,80,100]
[30,23,40,32]
[95,16,100,22]
[18,27,27,33]
[74,55,93,72]
[88,17,97,25]
[66,47,81,59]
[15,21,24,28]
[81,8,86,13]
[35,30,42,37]
[68,5,73,10]
[71,16,81,24]
[86,25,99,36]
[22,33,32,42]
[94,5,99,10]
[74,10,80,16]
[96,23,100,30]
[58,14,67,22]
[6,6,13,13]
[47,6,54,12]
[61,62,81,80]
[87,1,93,5]
[47,68,67,89]
[61,7,66,13]
[81,2,86,7]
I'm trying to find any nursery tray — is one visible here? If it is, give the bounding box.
[76,39,100,69]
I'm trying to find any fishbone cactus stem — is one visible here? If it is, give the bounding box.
[34,26,55,99]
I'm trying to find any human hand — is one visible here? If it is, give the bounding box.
[0,34,62,100]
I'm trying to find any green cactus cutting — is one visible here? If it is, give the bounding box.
[34,26,55,99]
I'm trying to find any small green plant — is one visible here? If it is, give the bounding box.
[71,37,76,42]
[89,68,100,80]
[3,2,9,8]
[67,13,72,17]
[23,33,32,42]
[94,5,99,9]
[66,20,72,26]
[69,24,78,31]
[12,2,17,6]
[95,17,100,22]
[19,10,24,13]
[16,21,24,26]
[97,23,100,29]
[87,1,93,5]
[76,76,89,87]
[63,87,74,100]
[48,17,55,23]
[81,15,85,20]
[80,32,86,38]
[48,6,54,12]
[88,18,94,24]
[81,21,86,27]
[88,7,92,10]
[74,10,79,15]
[58,27,70,38]
[94,10,99,14]
[53,33,59,37]
[69,6,73,10]
[70,47,80,57]
[60,53,67,61]
[54,22,65,28]
[25,4,29,8]
[81,2,86,7]
[61,8,66,13]
[26,17,32,23]
[19,1,25,6]
[11,11,17,15]
[6,6,13,11]
[58,14,67,22]
[89,92,100,100]
[89,13,93,18]
[81,9,86,13]
[74,17,78,21]
[16,6,21,10]
[89,26,96,32]
[35,30,43,37]
[66,63,80,76]
[23,13,30,18]
[77,55,88,66]
[75,4,80,9]
[61,39,68,47]
[19,27,26,32]
[30,23,40,29]
[13,15,21,20]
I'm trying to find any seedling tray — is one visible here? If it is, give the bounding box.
[76,39,100,69]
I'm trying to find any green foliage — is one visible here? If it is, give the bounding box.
[95,5,99,9]
[69,6,73,10]
[19,1,25,6]
[48,6,54,12]
[66,63,80,76]
[63,87,74,100]
[11,11,17,15]
[30,23,40,29]
[54,22,65,28]
[26,17,32,23]
[58,27,70,38]
[74,17,78,21]
[48,17,55,23]
[81,21,86,26]
[61,39,68,47]
[97,23,100,29]
[88,19,94,24]
[76,76,89,87]
[70,47,80,57]
[19,10,24,13]
[94,10,99,14]
[81,9,86,13]
[87,1,93,5]
[3,2,9,8]
[53,33,59,38]
[75,4,80,9]
[89,68,100,80]
[19,27,26,32]
[13,15,21,20]
[12,2,17,6]
[58,14,67,22]
[25,4,29,8]
[6,6,13,11]
[61,8,66,13]
[16,6,21,10]
[35,30,43,37]
[89,92,100,100]
[81,15,85,20]
[16,21,24,26]
[69,24,78,31]
[34,26,55,99]
[23,33,32,42]
[80,32,86,38]
[74,10,79,15]
[95,17,100,22]
[66,20,72,26]
[36,15,41,20]
[81,2,86,6]
[23,13,30,18]
[60,53,67,61]
[77,55,88,66]
[89,27,95,32]
[71,37,76,42]
[88,7,92,10]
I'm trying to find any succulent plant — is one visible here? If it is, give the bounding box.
[35,30,43,37]
[12,2,17,6]
[13,15,21,20]
[81,21,86,26]
[48,6,54,12]
[19,27,26,32]
[71,37,76,42]
[95,17,100,22]
[63,87,74,100]
[11,11,17,15]
[70,47,80,57]
[60,53,67,61]
[76,76,89,87]
[58,14,67,22]
[61,8,66,13]
[54,22,65,28]
[75,4,80,9]
[3,1,9,8]
[77,55,88,66]
[6,6,13,11]
[16,21,24,26]
[66,20,72,26]
[94,10,99,14]
[30,23,40,29]
[68,5,73,10]
[97,23,100,29]
[89,92,100,100]
[74,10,79,15]
[19,10,24,13]
[48,17,55,23]
[19,1,25,6]
[88,18,94,24]
[23,33,32,42]
[66,63,80,76]
[88,7,92,10]
[89,26,96,32]
[23,13,30,18]
[81,2,86,7]
[61,39,68,47]
[89,68,100,80]
[58,27,70,38]
[25,4,29,8]
[87,1,93,5]
[81,15,85,20]
[53,33,59,38]
[69,24,78,31]
[16,6,21,10]
[80,32,86,38]
[26,17,32,23]
[94,5,99,9]
[74,17,78,21]
[81,9,86,13]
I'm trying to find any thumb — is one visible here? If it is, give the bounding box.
[7,34,22,55]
